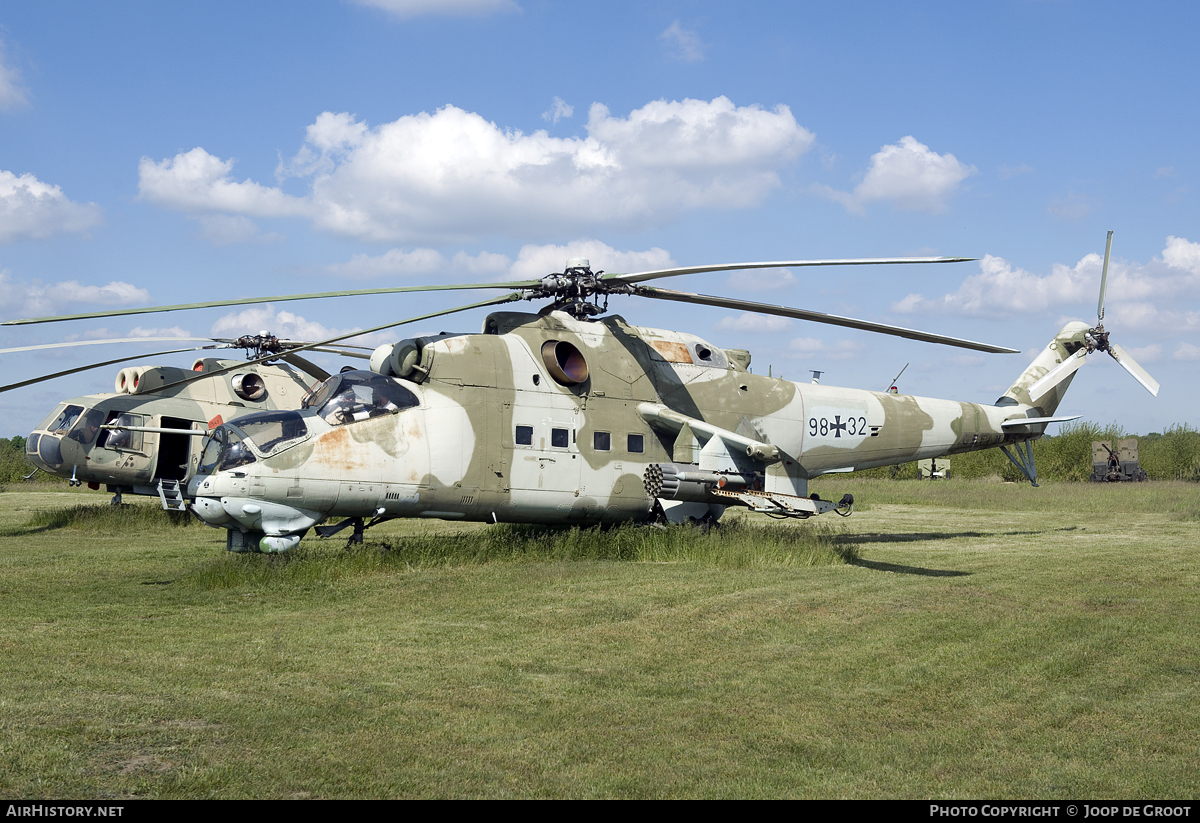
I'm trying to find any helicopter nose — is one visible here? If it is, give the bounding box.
[24,432,51,471]
[192,496,233,526]
[192,491,323,548]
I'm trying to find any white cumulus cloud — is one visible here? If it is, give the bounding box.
[891,236,1200,338]
[0,270,150,321]
[660,21,705,62]
[142,98,814,244]
[542,97,573,124]
[50,326,195,347]
[127,326,192,338]
[0,40,29,110]
[211,305,358,344]
[787,336,866,360]
[0,170,103,242]
[138,148,309,217]
[1162,235,1200,275]
[319,239,669,283]
[1174,342,1200,361]
[816,136,975,215]
[508,239,674,280]
[209,305,409,351]
[891,253,1093,317]
[715,313,791,333]
[351,0,520,18]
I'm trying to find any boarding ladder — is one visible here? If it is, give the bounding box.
[157,478,187,511]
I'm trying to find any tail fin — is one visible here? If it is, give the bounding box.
[999,321,1091,414]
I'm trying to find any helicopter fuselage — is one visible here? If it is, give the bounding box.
[24,359,317,499]
[188,311,1080,551]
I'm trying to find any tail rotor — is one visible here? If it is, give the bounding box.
[1027,231,1160,401]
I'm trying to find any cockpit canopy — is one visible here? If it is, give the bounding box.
[195,373,419,476]
[300,370,419,426]
[198,410,310,474]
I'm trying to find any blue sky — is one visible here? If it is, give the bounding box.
[1,1,1197,437]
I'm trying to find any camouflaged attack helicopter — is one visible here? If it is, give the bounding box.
[4,332,370,506]
[3,233,1157,552]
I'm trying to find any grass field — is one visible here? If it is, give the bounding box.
[1,479,1198,799]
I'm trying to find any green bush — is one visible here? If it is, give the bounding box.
[0,436,38,484]
[1142,423,1200,481]
[856,421,1200,483]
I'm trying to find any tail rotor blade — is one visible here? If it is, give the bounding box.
[1027,347,1088,402]
[1107,341,1160,397]
[1097,230,1113,325]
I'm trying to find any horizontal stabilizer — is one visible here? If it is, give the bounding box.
[1001,415,1082,429]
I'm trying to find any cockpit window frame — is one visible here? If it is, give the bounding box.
[302,371,419,427]
[226,410,311,459]
[198,410,311,474]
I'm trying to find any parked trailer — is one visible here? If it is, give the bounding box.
[1091,438,1148,482]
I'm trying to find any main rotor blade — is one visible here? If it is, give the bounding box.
[149,292,526,395]
[0,336,217,354]
[632,286,1017,353]
[605,256,977,286]
[1,280,541,327]
[279,352,330,382]
[305,346,372,359]
[1097,230,1113,324]
[0,347,209,394]
[1107,341,1160,397]
[1027,348,1088,403]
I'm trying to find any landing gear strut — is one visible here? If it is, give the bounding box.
[314,507,391,545]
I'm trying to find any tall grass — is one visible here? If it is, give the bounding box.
[0,502,198,536]
[185,517,856,590]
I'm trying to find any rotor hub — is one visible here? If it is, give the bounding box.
[531,259,626,319]
[230,332,287,360]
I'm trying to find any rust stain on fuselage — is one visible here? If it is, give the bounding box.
[310,426,368,473]
[650,340,693,364]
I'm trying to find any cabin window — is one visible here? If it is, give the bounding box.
[593,431,611,451]
[66,408,106,445]
[98,412,144,451]
[515,425,533,446]
[551,428,569,448]
[627,434,644,454]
